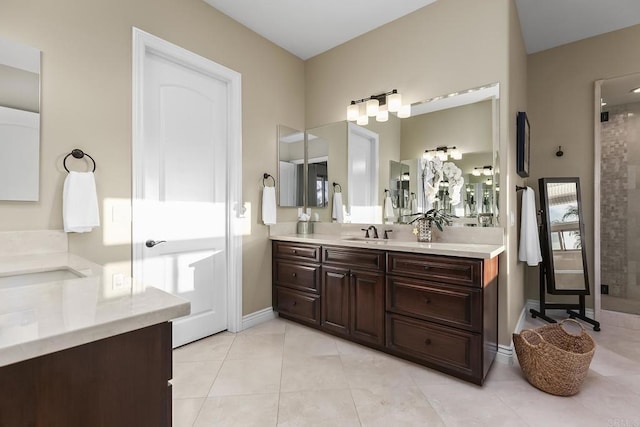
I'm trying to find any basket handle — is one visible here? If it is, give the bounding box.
[519,328,545,347]
[559,318,587,336]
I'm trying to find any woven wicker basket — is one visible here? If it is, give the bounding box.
[513,319,596,396]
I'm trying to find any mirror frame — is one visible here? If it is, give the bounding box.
[539,177,590,295]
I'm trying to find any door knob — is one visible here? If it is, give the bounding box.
[145,239,167,248]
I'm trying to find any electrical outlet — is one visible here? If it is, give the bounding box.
[112,273,126,290]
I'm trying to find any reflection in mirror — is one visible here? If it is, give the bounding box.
[277,125,304,207]
[389,160,410,212]
[306,131,329,208]
[539,177,589,294]
[304,83,499,226]
[0,37,41,201]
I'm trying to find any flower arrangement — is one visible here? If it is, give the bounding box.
[422,158,464,207]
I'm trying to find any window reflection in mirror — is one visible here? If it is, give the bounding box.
[306,131,329,208]
[277,125,304,207]
[540,178,589,294]
[0,37,41,201]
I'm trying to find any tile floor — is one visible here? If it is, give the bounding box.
[172,315,640,427]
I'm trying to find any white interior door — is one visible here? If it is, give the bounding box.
[347,123,379,223]
[132,29,243,347]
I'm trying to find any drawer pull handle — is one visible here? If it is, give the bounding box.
[424,338,432,345]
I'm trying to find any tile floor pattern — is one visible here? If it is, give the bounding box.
[172,315,640,427]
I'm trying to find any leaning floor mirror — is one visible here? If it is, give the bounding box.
[539,177,590,295]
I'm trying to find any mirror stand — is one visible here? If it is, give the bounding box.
[530,263,601,331]
[529,178,600,331]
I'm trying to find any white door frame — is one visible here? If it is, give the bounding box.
[131,27,243,333]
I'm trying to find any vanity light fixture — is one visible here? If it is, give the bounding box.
[346,89,411,122]
[472,165,493,176]
[423,146,462,161]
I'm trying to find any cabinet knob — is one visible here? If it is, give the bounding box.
[423,266,432,271]
[424,338,432,345]
[292,250,297,254]
[424,298,431,304]
[292,301,297,306]
[292,273,297,277]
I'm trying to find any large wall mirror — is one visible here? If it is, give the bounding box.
[303,83,500,226]
[0,37,41,201]
[539,177,590,295]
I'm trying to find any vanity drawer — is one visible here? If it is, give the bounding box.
[386,276,481,331]
[323,246,385,271]
[387,253,481,287]
[274,287,320,325]
[273,260,320,293]
[386,313,481,378]
[273,241,321,262]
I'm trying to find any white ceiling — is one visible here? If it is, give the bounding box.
[203,0,437,60]
[204,0,640,60]
[515,0,640,54]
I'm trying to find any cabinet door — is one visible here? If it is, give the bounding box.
[321,266,350,336]
[350,269,385,346]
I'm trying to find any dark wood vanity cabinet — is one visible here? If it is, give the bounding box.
[386,252,498,384]
[272,241,322,325]
[272,241,499,385]
[0,323,173,427]
[321,246,385,346]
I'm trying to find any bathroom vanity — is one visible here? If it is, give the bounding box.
[0,251,190,426]
[271,234,503,385]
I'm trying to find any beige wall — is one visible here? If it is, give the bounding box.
[305,0,528,346]
[526,24,640,306]
[0,0,305,315]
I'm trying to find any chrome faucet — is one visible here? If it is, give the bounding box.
[367,225,379,239]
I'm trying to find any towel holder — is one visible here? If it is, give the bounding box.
[332,182,342,193]
[63,149,96,173]
[515,185,527,192]
[263,173,276,187]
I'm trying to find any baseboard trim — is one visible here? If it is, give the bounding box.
[242,307,276,331]
[495,302,528,365]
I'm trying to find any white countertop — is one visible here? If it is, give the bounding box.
[0,252,190,367]
[270,234,505,259]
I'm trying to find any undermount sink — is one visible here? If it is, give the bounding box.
[0,268,85,289]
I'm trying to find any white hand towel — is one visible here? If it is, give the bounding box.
[384,195,395,222]
[518,187,542,266]
[63,171,100,233]
[262,186,277,225]
[332,192,344,223]
[411,197,418,215]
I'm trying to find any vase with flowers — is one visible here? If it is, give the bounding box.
[406,208,455,242]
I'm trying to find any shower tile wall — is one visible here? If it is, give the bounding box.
[601,103,640,301]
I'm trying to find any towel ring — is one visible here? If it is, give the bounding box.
[263,173,276,187]
[332,182,342,193]
[64,149,96,173]
[515,185,527,192]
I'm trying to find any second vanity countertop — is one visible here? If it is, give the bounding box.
[0,252,190,367]
[269,233,505,259]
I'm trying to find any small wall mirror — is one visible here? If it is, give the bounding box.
[539,177,590,294]
[306,130,329,208]
[0,37,41,201]
[277,125,304,207]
